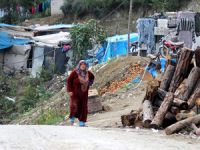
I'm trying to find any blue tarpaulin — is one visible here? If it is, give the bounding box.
[0,32,30,50]
[96,33,138,63]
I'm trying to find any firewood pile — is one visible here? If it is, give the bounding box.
[121,47,200,135]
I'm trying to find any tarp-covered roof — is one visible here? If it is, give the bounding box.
[32,32,71,46]
[0,32,30,50]
[33,24,75,31]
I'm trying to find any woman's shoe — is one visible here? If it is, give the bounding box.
[79,121,86,127]
[70,117,75,126]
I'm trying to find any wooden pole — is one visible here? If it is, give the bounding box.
[127,0,133,56]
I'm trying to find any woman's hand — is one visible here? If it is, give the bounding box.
[68,92,73,96]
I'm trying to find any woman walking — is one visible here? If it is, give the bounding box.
[67,60,95,127]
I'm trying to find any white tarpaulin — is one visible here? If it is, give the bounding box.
[32,32,71,46]
[31,46,44,77]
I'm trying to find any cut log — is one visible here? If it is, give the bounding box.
[174,79,187,98]
[160,65,175,91]
[143,79,160,103]
[188,89,200,109]
[176,111,196,121]
[163,112,177,128]
[170,106,180,115]
[150,92,174,129]
[173,98,188,110]
[121,111,139,127]
[195,47,200,67]
[188,80,200,109]
[157,88,167,100]
[178,67,200,101]
[165,114,200,135]
[143,100,154,128]
[169,48,194,93]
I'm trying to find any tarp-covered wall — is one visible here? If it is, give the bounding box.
[0,32,30,50]
[31,46,44,77]
[3,45,31,70]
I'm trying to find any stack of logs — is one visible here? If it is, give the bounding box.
[121,47,200,135]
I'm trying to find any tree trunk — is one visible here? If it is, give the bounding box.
[143,100,154,128]
[195,47,200,67]
[169,48,194,93]
[144,79,160,103]
[173,98,188,110]
[165,114,200,135]
[178,67,200,101]
[160,65,175,91]
[150,92,174,129]
[188,80,200,109]
[176,111,196,121]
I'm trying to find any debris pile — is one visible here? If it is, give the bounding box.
[100,63,144,95]
[121,47,200,135]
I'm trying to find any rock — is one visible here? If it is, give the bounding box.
[102,105,112,111]
[88,97,103,114]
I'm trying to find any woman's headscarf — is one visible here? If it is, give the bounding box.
[76,60,89,78]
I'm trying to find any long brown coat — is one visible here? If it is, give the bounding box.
[67,70,95,122]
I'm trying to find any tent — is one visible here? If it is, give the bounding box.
[97,33,138,63]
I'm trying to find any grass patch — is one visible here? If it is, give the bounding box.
[35,109,66,125]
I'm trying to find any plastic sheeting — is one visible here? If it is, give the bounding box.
[0,32,30,50]
[32,32,71,46]
[31,47,44,77]
[33,24,75,31]
[99,33,138,63]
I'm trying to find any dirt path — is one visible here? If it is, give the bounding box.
[0,125,199,150]
[87,81,147,128]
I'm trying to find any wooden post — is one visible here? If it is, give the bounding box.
[150,92,174,129]
[160,65,175,91]
[143,100,154,128]
[188,80,200,109]
[169,48,194,92]
[165,114,200,135]
[127,0,133,56]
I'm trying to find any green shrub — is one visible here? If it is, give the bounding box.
[35,109,66,125]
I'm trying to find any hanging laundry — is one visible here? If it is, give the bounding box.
[195,13,200,37]
[62,44,71,53]
[177,11,195,22]
[31,6,35,14]
[177,18,195,49]
[39,3,43,12]
[137,18,156,54]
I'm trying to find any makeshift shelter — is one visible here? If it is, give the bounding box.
[0,31,31,72]
[97,33,138,63]
[32,24,75,36]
